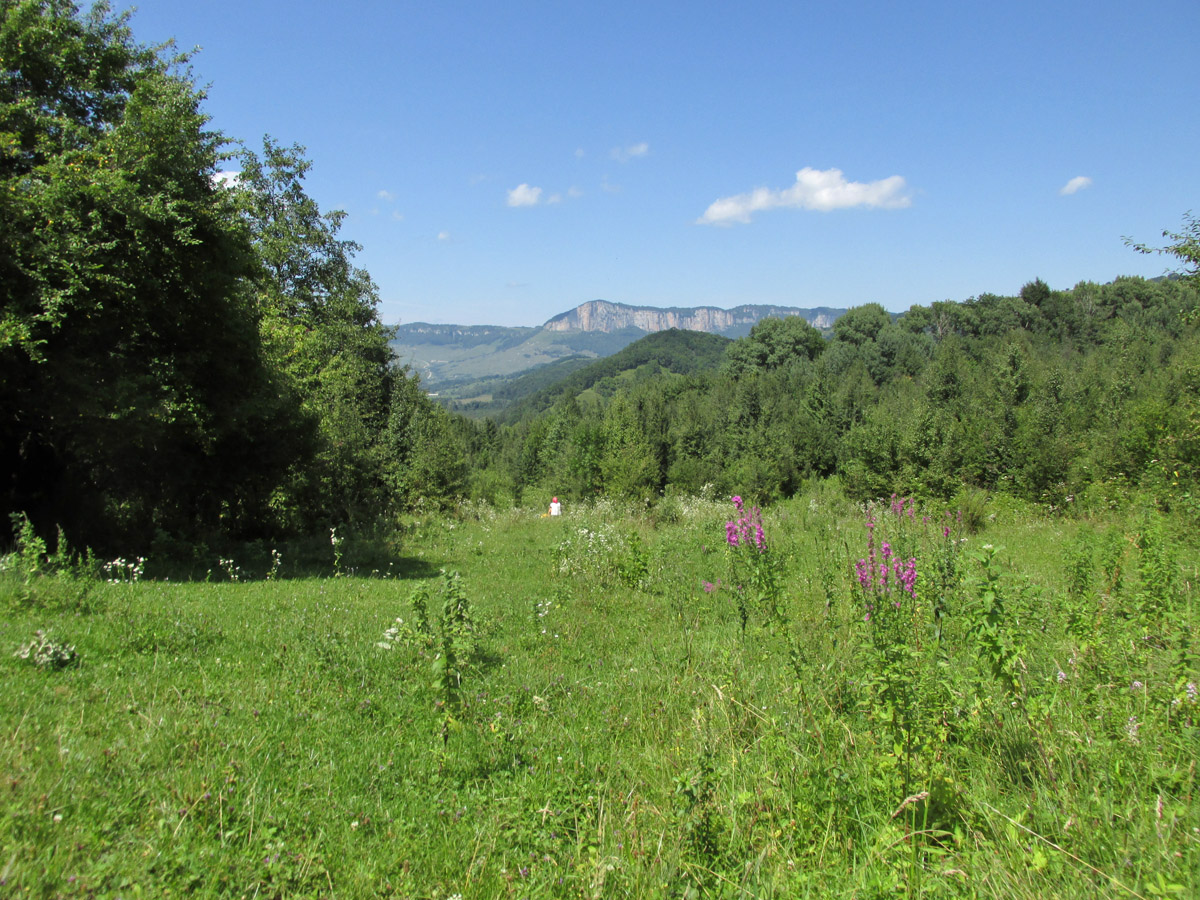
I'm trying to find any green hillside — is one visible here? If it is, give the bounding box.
[390,324,647,387]
[497,328,732,422]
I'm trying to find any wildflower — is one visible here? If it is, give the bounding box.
[725,521,739,547]
[1131,680,1144,691]
[1056,671,1067,683]
[1125,715,1140,744]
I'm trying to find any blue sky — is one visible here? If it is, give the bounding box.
[118,0,1198,327]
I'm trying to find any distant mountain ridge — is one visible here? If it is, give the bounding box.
[390,300,846,406]
[543,299,841,335]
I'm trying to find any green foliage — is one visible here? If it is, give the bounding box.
[1,0,297,551]
[7,511,46,583]
[832,302,893,346]
[1126,211,1200,281]
[234,138,397,529]
[1136,513,1178,622]
[722,314,825,377]
[964,544,1023,698]
[499,327,730,423]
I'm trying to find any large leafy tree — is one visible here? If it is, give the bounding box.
[0,0,298,550]
[233,138,398,529]
[723,315,826,377]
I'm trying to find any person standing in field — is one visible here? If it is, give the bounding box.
[549,496,562,516]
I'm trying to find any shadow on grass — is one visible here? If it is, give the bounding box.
[144,534,447,583]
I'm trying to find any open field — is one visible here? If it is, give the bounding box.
[2,485,1198,898]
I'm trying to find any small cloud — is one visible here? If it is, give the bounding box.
[575,148,585,159]
[1059,176,1093,196]
[547,193,563,204]
[391,210,404,221]
[378,189,395,202]
[507,183,543,207]
[567,186,583,199]
[437,230,450,241]
[610,142,649,163]
[697,166,911,226]
[212,170,240,188]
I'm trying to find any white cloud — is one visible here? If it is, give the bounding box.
[1059,176,1093,196]
[212,170,240,188]
[507,183,543,207]
[378,189,395,202]
[567,186,583,199]
[391,210,404,221]
[547,193,563,204]
[437,231,450,241]
[610,142,649,163]
[697,166,912,226]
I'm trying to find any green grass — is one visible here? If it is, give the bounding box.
[2,486,1198,898]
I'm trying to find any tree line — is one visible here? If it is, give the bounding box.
[476,273,1199,517]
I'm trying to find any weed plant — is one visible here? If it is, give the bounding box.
[1,483,1197,897]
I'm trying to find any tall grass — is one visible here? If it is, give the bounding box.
[1,486,1196,897]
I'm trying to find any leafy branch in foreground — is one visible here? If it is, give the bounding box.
[1125,211,1200,281]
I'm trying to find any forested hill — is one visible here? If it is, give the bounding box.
[474,279,1200,508]
[497,329,731,422]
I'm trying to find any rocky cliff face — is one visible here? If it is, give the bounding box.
[543,299,839,334]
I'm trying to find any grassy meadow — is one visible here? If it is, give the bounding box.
[2,484,1198,898]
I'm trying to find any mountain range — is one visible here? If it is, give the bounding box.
[390,300,845,404]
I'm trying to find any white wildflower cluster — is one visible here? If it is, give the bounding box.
[555,525,619,579]
[1171,681,1199,708]
[376,616,421,651]
[266,548,282,581]
[455,498,497,523]
[534,599,560,638]
[218,557,242,583]
[14,630,77,669]
[670,489,728,523]
[102,557,145,584]
[1125,715,1141,744]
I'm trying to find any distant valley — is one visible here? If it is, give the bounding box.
[390,299,845,414]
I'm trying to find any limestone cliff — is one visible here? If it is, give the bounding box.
[543,299,840,334]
